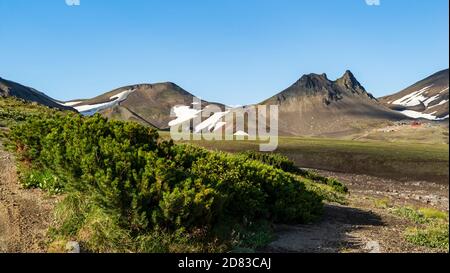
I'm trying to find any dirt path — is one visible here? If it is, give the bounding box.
[0,144,58,253]
[266,170,449,253]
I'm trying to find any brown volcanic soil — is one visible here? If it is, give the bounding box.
[264,170,449,253]
[0,144,59,253]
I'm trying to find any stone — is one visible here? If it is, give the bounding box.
[66,241,80,253]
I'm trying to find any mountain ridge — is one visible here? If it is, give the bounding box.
[260,70,406,136]
[0,77,73,111]
[5,69,447,136]
[380,69,449,120]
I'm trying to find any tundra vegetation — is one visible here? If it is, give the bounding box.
[391,206,449,251]
[2,98,347,252]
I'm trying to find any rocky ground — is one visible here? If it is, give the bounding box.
[266,170,449,253]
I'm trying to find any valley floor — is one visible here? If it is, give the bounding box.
[265,170,449,253]
[0,143,448,253]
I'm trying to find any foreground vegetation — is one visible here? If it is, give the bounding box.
[373,197,449,252]
[2,99,346,252]
[391,206,449,251]
[1,98,62,139]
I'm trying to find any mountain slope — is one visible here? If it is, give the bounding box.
[261,71,407,136]
[380,69,449,120]
[0,77,72,111]
[68,83,223,129]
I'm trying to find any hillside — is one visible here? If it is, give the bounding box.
[66,83,224,130]
[380,69,449,121]
[261,71,407,136]
[0,77,72,111]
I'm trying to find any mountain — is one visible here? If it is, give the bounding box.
[261,70,407,136]
[0,77,72,111]
[72,71,407,136]
[67,82,223,129]
[380,69,449,121]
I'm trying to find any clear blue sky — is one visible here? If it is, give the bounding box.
[1,0,448,105]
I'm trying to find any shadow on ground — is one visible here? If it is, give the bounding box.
[262,204,384,253]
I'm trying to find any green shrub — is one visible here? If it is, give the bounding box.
[238,151,298,173]
[10,113,325,252]
[390,206,447,225]
[239,151,348,194]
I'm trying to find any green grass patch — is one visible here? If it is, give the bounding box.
[391,207,430,224]
[18,165,64,194]
[418,208,449,221]
[405,222,449,251]
[166,132,449,184]
[373,198,392,209]
[389,206,449,252]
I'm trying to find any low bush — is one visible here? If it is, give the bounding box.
[239,151,348,194]
[9,114,328,252]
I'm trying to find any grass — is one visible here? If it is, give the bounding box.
[388,205,449,252]
[405,222,449,250]
[418,208,449,221]
[302,178,348,205]
[352,124,449,145]
[44,173,344,253]
[390,206,449,225]
[49,192,230,253]
[391,207,430,224]
[373,198,391,209]
[160,132,449,184]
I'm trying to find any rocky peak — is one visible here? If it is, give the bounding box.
[337,70,362,89]
[295,73,332,90]
[335,70,375,99]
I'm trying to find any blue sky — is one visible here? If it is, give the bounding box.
[0,0,448,105]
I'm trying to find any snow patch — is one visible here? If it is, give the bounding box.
[423,94,441,107]
[391,85,433,107]
[429,99,449,108]
[63,101,83,107]
[400,110,440,120]
[74,89,135,116]
[437,115,449,121]
[439,87,449,94]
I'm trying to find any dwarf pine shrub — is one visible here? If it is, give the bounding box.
[10,114,325,252]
